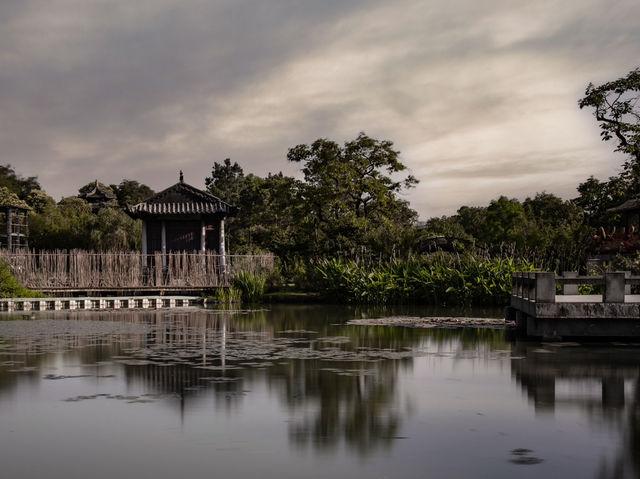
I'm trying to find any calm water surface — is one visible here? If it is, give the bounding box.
[0,304,637,478]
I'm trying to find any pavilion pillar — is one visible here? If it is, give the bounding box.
[161,221,167,268]
[219,218,227,272]
[200,220,206,253]
[141,220,148,256]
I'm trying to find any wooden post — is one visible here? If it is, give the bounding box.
[141,220,147,256]
[219,218,226,272]
[535,272,556,303]
[200,220,206,253]
[161,221,167,268]
[604,272,625,303]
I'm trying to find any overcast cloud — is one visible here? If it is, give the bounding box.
[2,0,639,217]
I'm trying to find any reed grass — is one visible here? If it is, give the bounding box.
[232,272,267,303]
[209,286,243,305]
[312,252,535,306]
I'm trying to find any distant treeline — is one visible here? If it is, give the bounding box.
[0,171,152,251]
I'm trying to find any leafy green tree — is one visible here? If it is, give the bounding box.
[205,158,246,206]
[109,180,154,207]
[206,161,308,257]
[481,196,527,248]
[579,67,640,170]
[287,132,418,255]
[575,174,633,227]
[29,197,93,249]
[0,165,40,200]
[25,190,56,214]
[456,206,488,242]
[90,207,141,250]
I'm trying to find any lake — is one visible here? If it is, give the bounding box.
[0,304,637,479]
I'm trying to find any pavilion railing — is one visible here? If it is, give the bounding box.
[511,271,639,304]
[0,249,275,289]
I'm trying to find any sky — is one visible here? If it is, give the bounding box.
[2,0,639,219]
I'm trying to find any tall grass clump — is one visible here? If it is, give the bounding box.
[0,261,45,298]
[232,272,267,303]
[312,252,534,306]
[209,286,243,305]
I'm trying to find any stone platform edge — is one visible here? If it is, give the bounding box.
[0,296,204,312]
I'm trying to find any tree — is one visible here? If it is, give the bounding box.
[0,164,40,200]
[579,67,640,170]
[110,180,154,207]
[575,174,632,226]
[482,196,527,248]
[205,158,246,206]
[457,206,487,242]
[90,207,141,250]
[287,133,418,255]
[206,160,308,257]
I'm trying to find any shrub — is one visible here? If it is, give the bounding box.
[0,261,45,298]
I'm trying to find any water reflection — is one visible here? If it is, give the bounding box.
[512,341,640,478]
[0,307,434,458]
[1,307,639,477]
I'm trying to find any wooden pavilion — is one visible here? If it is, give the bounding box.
[126,173,237,262]
[608,197,640,234]
[591,197,640,255]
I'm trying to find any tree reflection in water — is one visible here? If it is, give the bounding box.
[0,305,507,458]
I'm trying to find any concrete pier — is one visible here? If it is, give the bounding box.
[507,271,640,339]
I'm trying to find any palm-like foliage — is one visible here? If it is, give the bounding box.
[312,252,534,306]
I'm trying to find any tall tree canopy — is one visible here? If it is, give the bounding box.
[287,132,417,220]
[110,180,155,207]
[0,164,40,200]
[575,67,640,227]
[204,134,419,258]
[579,67,640,169]
[287,133,418,255]
[205,158,245,207]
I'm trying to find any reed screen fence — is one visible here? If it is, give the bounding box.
[0,249,275,289]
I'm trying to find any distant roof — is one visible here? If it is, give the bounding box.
[127,181,237,217]
[79,181,116,201]
[608,198,640,214]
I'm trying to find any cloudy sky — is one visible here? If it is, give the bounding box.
[2,0,639,218]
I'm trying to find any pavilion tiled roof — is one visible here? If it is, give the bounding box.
[127,180,237,217]
[79,181,116,201]
[608,198,640,214]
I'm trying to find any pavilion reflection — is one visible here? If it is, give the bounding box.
[511,341,640,478]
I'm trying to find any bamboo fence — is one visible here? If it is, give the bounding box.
[0,249,275,289]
